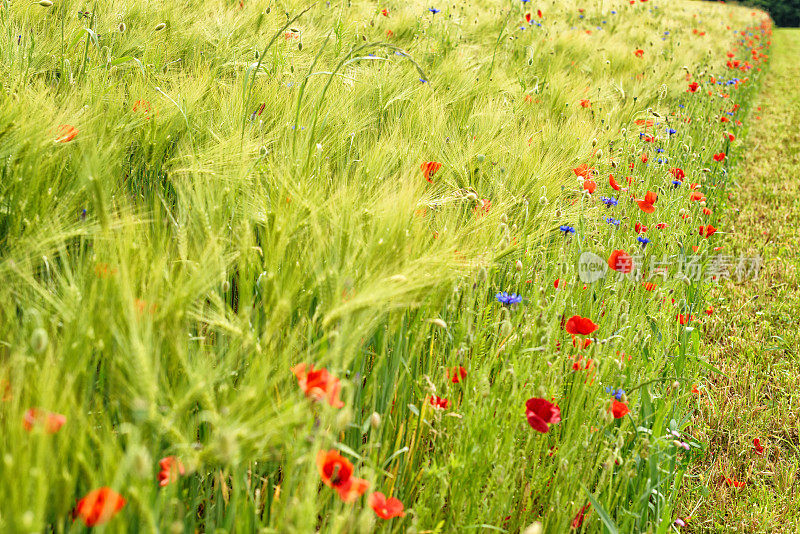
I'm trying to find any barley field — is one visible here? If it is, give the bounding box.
[0,0,772,531]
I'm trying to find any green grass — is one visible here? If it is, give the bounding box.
[0,0,773,531]
[680,28,800,533]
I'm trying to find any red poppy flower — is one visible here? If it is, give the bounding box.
[677,314,695,325]
[688,82,699,93]
[634,222,647,233]
[369,492,405,519]
[753,438,764,454]
[381,8,389,16]
[699,224,717,238]
[669,168,685,181]
[525,397,561,433]
[317,450,370,502]
[448,366,467,383]
[72,488,126,527]
[713,152,726,162]
[690,191,706,202]
[725,477,745,488]
[429,395,449,409]
[583,179,597,194]
[609,174,622,191]
[727,133,736,141]
[55,125,78,143]
[580,99,591,108]
[564,315,598,335]
[572,504,591,529]
[23,408,66,433]
[610,400,629,419]
[642,282,657,291]
[420,161,442,182]
[157,456,186,487]
[291,363,345,408]
[636,190,658,213]
[525,12,531,23]
[634,49,644,58]
[536,9,542,17]
[608,250,633,273]
[572,163,595,178]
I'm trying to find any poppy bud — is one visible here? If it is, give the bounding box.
[119,23,127,33]
[429,318,448,330]
[466,192,478,202]
[595,149,603,159]
[554,209,562,218]
[591,138,598,147]
[500,214,508,224]
[154,22,167,31]
[38,0,52,6]
[671,380,680,391]
[369,412,381,429]
[476,154,485,163]
[539,195,548,206]
[221,280,230,292]
[499,236,510,249]
[515,260,523,272]
[30,328,48,354]
[522,522,543,534]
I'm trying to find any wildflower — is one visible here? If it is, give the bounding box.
[23,408,66,433]
[667,128,677,135]
[525,397,561,433]
[571,504,591,529]
[634,223,647,233]
[580,99,591,108]
[72,488,126,527]
[55,125,78,143]
[634,49,644,58]
[605,387,625,400]
[448,366,467,383]
[688,82,699,92]
[564,315,598,335]
[637,190,658,213]
[428,7,440,14]
[291,363,345,408]
[642,282,657,291]
[157,456,185,487]
[429,395,449,409]
[608,250,633,273]
[583,179,597,194]
[572,163,595,178]
[317,450,370,502]
[699,224,717,237]
[600,196,618,207]
[381,8,389,16]
[713,152,726,162]
[559,225,575,235]
[637,236,650,247]
[675,518,687,527]
[420,161,442,182]
[609,174,622,191]
[606,217,620,226]
[496,292,522,305]
[369,492,405,519]
[610,400,629,418]
[724,477,745,488]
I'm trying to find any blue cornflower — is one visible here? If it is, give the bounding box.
[638,236,650,247]
[559,225,576,235]
[606,217,620,226]
[678,104,685,109]
[600,196,618,207]
[656,148,664,153]
[611,10,617,14]
[605,387,626,400]
[672,180,682,187]
[496,292,523,305]
[429,7,440,14]
[668,128,677,135]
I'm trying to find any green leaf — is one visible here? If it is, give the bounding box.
[582,485,620,534]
